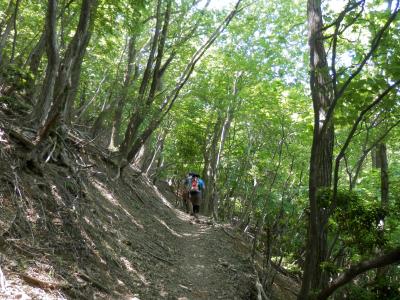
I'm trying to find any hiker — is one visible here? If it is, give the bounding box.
[184,172,205,217]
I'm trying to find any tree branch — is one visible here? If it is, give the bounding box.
[322,1,400,134]
[331,80,400,206]
[317,248,400,299]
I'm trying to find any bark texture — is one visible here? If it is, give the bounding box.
[33,0,98,144]
[33,0,59,129]
[0,0,19,66]
[299,0,334,297]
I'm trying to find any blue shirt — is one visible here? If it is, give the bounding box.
[198,178,205,190]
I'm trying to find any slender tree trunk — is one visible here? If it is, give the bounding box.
[118,0,243,171]
[299,0,334,298]
[0,0,13,32]
[60,0,68,51]
[208,103,236,218]
[76,71,108,120]
[25,31,46,73]
[202,112,223,216]
[376,142,389,279]
[91,97,111,140]
[202,75,240,217]
[379,143,389,209]
[124,116,164,166]
[351,122,398,190]
[25,31,47,100]
[371,147,381,168]
[62,2,98,125]
[109,36,137,149]
[141,129,167,176]
[119,0,164,166]
[62,42,89,125]
[32,0,59,129]
[370,142,389,227]
[9,0,20,63]
[134,137,151,170]
[0,0,18,66]
[90,41,128,140]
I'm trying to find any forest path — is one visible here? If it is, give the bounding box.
[0,113,294,300]
[153,211,255,300]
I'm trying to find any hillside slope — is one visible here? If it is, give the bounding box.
[0,115,261,299]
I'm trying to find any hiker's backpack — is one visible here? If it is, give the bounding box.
[190,177,199,192]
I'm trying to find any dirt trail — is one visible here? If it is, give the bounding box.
[0,148,256,300]
[154,212,255,300]
[0,108,299,300]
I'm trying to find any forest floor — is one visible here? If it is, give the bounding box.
[0,104,299,299]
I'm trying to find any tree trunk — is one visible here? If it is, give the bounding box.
[31,0,59,130]
[376,142,389,279]
[0,0,18,66]
[124,116,164,166]
[371,142,389,223]
[61,1,98,126]
[25,31,47,100]
[109,36,137,149]
[76,71,108,120]
[62,44,88,125]
[25,0,76,100]
[26,31,46,75]
[202,74,240,217]
[118,0,243,171]
[9,0,20,63]
[299,0,334,297]
[33,0,98,143]
[141,129,167,176]
[0,0,13,32]
[118,0,165,161]
[301,2,399,296]
[134,137,152,171]
[379,143,389,210]
[91,98,111,141]
[202,112,223,216]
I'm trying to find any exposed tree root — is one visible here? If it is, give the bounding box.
[20,273,69,290]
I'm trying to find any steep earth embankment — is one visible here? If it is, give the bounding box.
[0,114,261,299]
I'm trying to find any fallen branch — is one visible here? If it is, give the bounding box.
[20,273,69,290]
